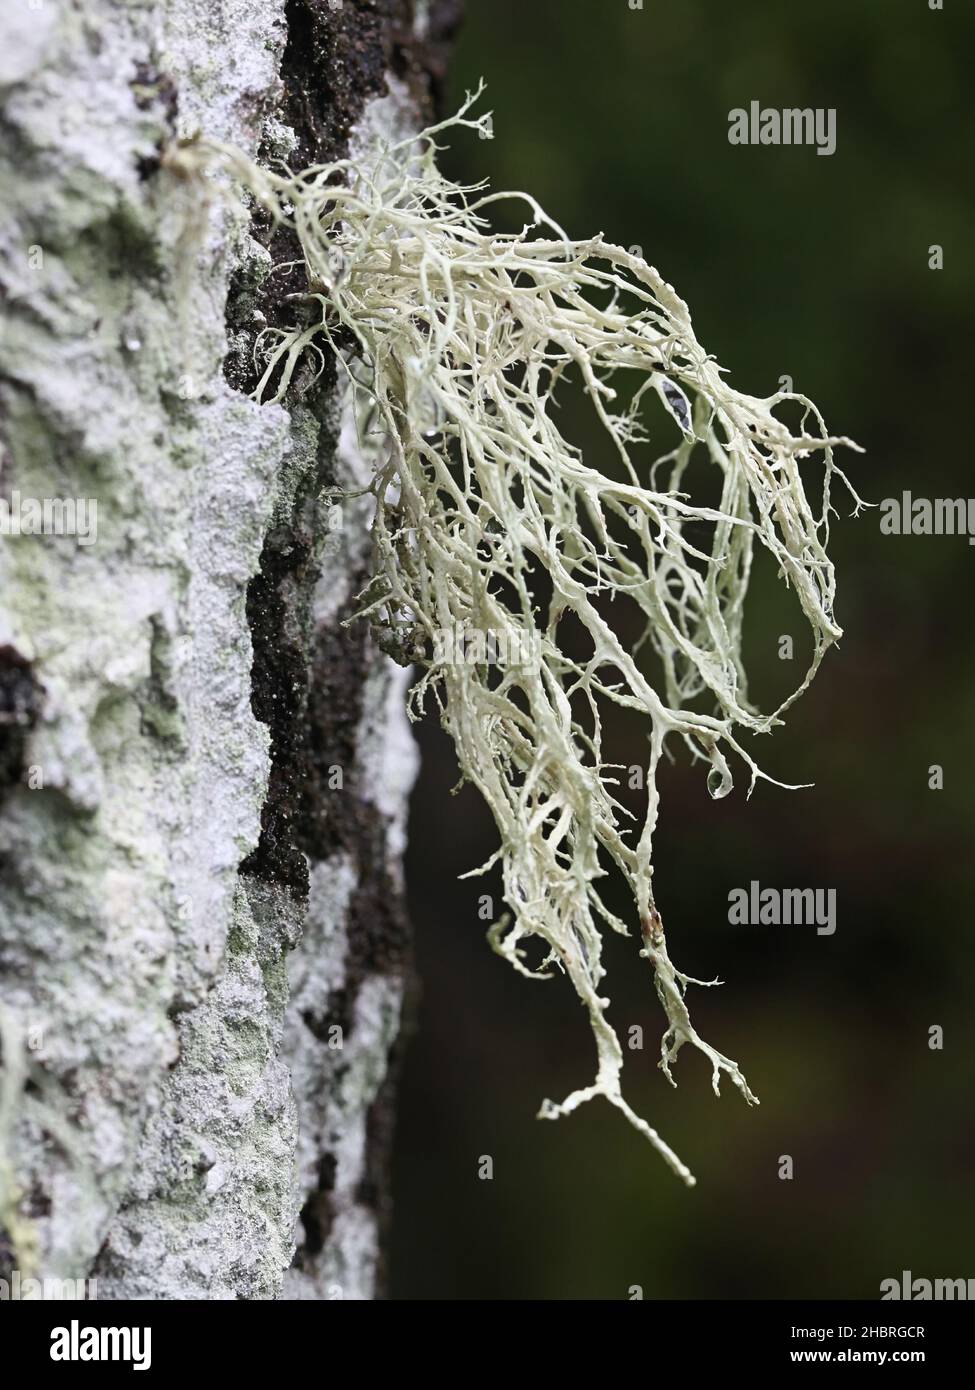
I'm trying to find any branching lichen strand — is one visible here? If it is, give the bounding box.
[171,88,862,1184]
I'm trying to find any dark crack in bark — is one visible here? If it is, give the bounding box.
[227,0,462,1298]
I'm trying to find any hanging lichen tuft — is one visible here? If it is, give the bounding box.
[166,87,863,1184]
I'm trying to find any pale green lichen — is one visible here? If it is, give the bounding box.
[0,1008,37,1275]
[172,87,863,1184]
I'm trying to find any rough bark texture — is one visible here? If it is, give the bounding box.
[0,0,460,1300]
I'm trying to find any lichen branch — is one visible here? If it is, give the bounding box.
[169,85,862,1182]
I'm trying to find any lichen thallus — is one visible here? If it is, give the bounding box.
[165,87,862,1184]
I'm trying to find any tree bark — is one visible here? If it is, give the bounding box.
[0,0,460,1301]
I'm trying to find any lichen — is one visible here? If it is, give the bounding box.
[169,86,863,1184]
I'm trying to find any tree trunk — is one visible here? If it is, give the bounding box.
[0,0,460,1301]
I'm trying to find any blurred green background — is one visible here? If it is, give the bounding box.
[390,0,975,1299]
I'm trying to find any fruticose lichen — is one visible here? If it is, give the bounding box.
[171,87,862,1185]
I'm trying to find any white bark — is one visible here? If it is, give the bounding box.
[0,0,439,1300]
